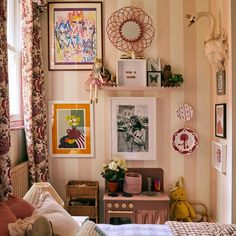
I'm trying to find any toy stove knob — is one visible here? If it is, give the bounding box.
[128,203,134,209]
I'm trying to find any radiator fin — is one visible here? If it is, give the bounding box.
[10,161,29,198]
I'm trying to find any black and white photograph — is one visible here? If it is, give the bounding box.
[110,97,156,160]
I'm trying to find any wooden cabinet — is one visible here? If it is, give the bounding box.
[65,180,99,223]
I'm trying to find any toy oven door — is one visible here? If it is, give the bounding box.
[107,210,135,225]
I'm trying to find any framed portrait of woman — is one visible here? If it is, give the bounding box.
[110,97,156,160]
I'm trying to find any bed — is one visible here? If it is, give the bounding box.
[96,221,236,236]
[3,190,236,236]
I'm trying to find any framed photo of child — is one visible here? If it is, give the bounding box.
[110,97,156,160]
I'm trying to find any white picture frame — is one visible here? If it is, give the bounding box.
[211,141,227,174]
[110,97,156,160]
[117,59,147,87]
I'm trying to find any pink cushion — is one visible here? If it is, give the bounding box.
[6,195,35,219]
[0,202,17,236]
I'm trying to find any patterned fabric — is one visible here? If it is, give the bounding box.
[32,0,47,12]
[98,224,173,236]
[21,0,49,184]
[78,220,107,236]
[165,221,236,236]
[0,0,13,201]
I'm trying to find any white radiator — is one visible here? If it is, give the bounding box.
[10,161,29,198]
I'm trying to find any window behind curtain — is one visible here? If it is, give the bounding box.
[7,0,23,129]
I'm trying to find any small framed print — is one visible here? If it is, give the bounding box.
[117,59,146,87]
[212,141,227,174]
[215,103,226,138]
[147,71,161,87]
[216,70,226,95]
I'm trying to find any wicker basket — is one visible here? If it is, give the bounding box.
[123,172,142,194]
[66,180,99,198]
[190,202,214,223]
[65,180,99,223]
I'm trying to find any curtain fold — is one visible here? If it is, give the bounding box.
[21,0,49,185]
[0,0,13,201]
[136,210,167,224]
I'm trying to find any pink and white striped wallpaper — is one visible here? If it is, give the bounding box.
[40,0,233,223]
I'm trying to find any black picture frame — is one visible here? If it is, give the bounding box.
[215,103,226,138]
[147,71,161,87]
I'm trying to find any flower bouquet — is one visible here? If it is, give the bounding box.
[101,159,128,192]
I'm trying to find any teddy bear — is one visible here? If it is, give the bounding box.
[170,177,196,222]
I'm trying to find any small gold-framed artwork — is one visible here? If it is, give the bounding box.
[49,101,94,157]
[211,141,227,174]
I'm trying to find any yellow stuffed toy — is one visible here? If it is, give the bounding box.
[170,177,196,222]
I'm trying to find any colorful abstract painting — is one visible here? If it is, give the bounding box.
[49,101,94,157]
[48,2,102,70]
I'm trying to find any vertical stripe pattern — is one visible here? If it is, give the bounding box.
[44,0,213,221]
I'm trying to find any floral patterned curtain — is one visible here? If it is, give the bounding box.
[0,0,13,201]
[21,0,49,185]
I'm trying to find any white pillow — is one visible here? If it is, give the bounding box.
[34,194,80,236]
[9,193,79,236]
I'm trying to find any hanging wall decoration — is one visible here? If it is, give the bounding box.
[110,97,156,160]
[48,2,102,70]
[185,12,228,72]
[49,101,94,157]
[176,104,194,121]
[172,128,199,155]
[106,6,155,55]
[211,141,227,174]
[215,103,226,138]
